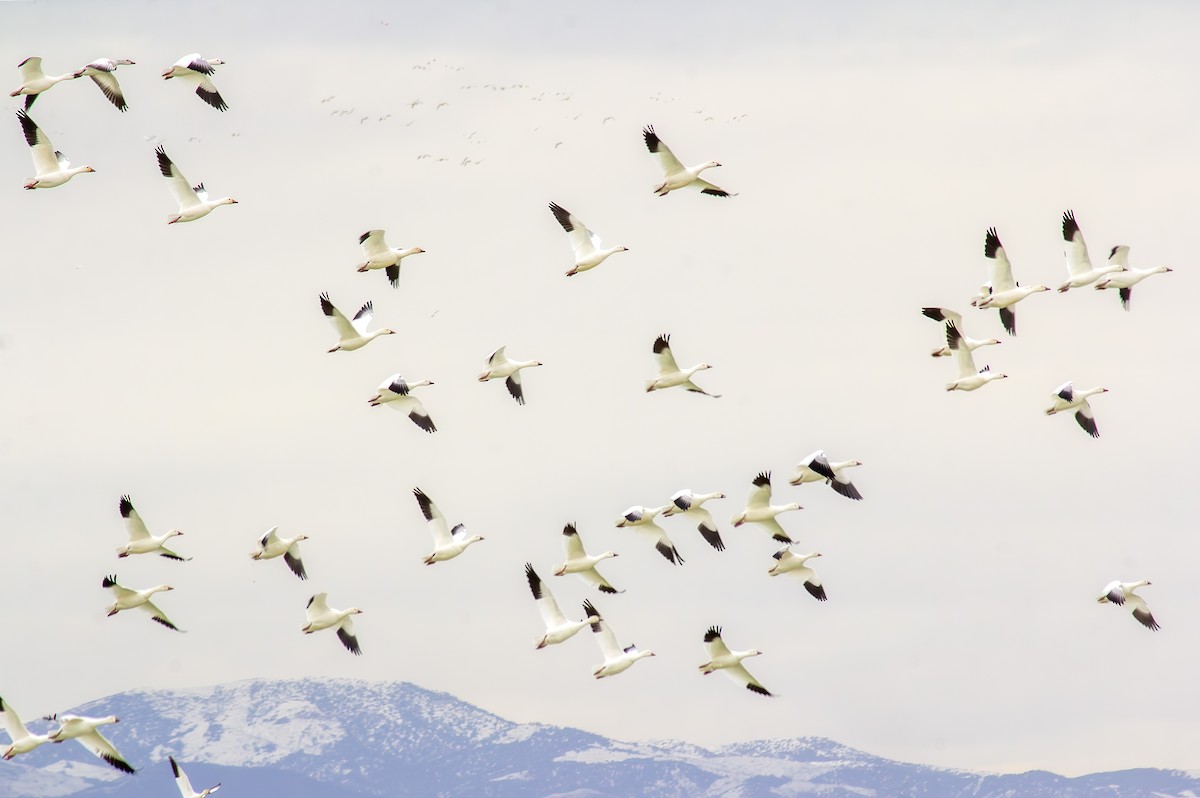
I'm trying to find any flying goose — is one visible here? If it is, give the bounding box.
[1045,382,1108,438]
[730,472,799,543]
[548,202,628,276]
[642,125,734,197]
[116,495,190,560]
[662,489,726,551]
[355,230,425,289]
[584,599,655,678]
[554,524,621,594]
[0,696,50,760]
[250,526,309,580]
[102,575,182,631]
[1057,210,1122,292]
[76,58,134,111]
[921,307,1000,358]
[525,563,599,648]
[156,146,237,223]
[646,334,719,397]
[1094,246,1172,311]
[368,374,436,432]
[767,548,827,601]
[46,714,135,773]
[414,487,483,564]
[698,626,773,696]
[161,54,228,111]
[616,505,684,564]
[789,450,863,500]
[944,321,1007,391]
[320,292,396,352]
[1097,580,1159,631]
[17,111,95,189]
[478,346,542,405]
[10,57,82,110]
[302,593,363,655]
[972,228,1049,335]
[170,755,222,797]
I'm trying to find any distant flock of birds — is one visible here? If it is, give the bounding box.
[2,47,1166,792]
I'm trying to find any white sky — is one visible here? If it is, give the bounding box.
[2,0,1198,779]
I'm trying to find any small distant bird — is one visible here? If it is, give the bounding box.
[102,575,182,631]
[9,56,81,110]
[662,489,726,551]
[616,505,684,565]
[75,58,135,111]
[921,307,1000,358]
[525,563,599,649]
[767,548,826,601]
[554,524,621,594]
[789,450,863,500]
[943,321,1007,392]
[161,54,228,111]
[548,202,628,276]
[249,526,309,580]
[16,111,95,189]
[116,495,190,560]
[413,488,484,565]
[156,146,238,224]
[1097,580,1159,631]
[0,696,51,760]
[1094,246,1172,311]
[698,626,773,696]
[1045,382,1108,438]
[1057,211,1122,292]
[301,593,363,655]
[972,228,1049,335]
[646,334,719,397]
[170,755,222,797]
[730,472,800,543]
[355,230,425,289]
[368,374,436,433]
[478,346,542,405]
[642,125,734,196]
[584,599,655,678]
[319,293,396,352]
[46,714,135,773]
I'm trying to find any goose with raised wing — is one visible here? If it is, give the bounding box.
[643,125,734,197]
[1057,210,1122,292]
[554,524,621,594]
[698,626,773,696]
[1,696,50,760]
[616,505,684,565]
[662,489,726,551]
[549,202,628,276]
[646,334,719,397]
[170,755,222,797]
[921,307,1000,358]
[76,58,134,111]
[768,548,827,601]
[156,146,237,223]
[10,57,82,110]
[161,54,228,111]
[730,472,799,544]
[102,575,182,631]
[944,321,1007,392]
[368,374,436,432]
[972,227,1049,335]
[414,487,483,564]
[1094,246,1172,311]
[355,230,425,289]
[17,111,94,189]
[525,563,599,648]
[789,450,863,500]
[116,495,190,560]
[320,292,395,352]
[1098,580,1159,631]
[302,593,363,655]
[250,527,309,580]
[478,346,542,405]
[1045,382,1108,438]
[46,714,135,773]
[584,599,655,678]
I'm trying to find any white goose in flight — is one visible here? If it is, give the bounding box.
[116,495,190,560]
[554,524,621,594]
[414,488,483,564]
[302,593,363,655]
[698,626,773,696]
[944,321,1007,392]
[584,599,655,678]
[1057,210,1122,292]
[789,450,863,500]
[972,227,1049,335]
[478,346,542,405]
[156,146,237,223]
[355,230,424,289]
[616,505,684,565]
[102,575,182,631]
[1045,382,1107,438]
[46,713,135,773]
[1097,580,1159,631]
[161,54,228,111]
[76,58,135,111]
[170,755,222,797]
[646,334,719,397]
[767,548,827,601]
[549,202,628,276]
[921,307,1000,358]
[643,125,734,197]
[662,489,726,551]
[10,56,82,110]
[17,111,95,189]
[250,527,309,580]
[730,472,799,543]
[368,374,436,433]
[1094,246,1172,311]
[1,696,50,760]
[525,563,599,648]
[320,293,395,352]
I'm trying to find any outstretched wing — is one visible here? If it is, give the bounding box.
[984,228,1016,292]
[652,334,680,375]
[643,125,684,175]
[413,488,451,546]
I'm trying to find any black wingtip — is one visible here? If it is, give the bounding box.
[524,562,543,599]
[984,227,1002,259]
[703,625,722,643]
[358,230,371,245]
[1062,209,1080,241]
[921,307,947,322]
[548,201,574,232]
[999,306,1016,336]
[652,333,671,354]
[805,582,828,602]
[154,145,172,177]
[169,756,180,777]
[412,488,434,520]
[101,753,136,774]
[102,575,118,588]
[119,495,134,517]
[562,523,577,537]
[746,683,774,697]
[337,626,362,655]
[752,471,771,487]
[642,124,660,152]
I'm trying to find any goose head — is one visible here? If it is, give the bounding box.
[698,160,721,172]
[1155,266,1173,274]
[166,529,184,539]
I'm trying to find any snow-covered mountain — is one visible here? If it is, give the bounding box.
[0,678,1195,797]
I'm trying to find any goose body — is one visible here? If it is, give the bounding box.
[767,548,827,601]
[731,472,800,543]
[250,526,309,580]
[616,505,684,564]
[102,575,181,631]
[170,755,222,797]
[478,345,542,405]
[944,321,1007,391]
[10,57,81,110]
[76,58,134,111]
[789,450,863,500]
[1094,246,1172,311]
[116,495,190,560]
[46,714,135,773]
[1045,382,1108,438]
[156,147,237,223]
[368,374,436,433]
[972,228,1049,335]
[921,307,1001,357]
[1097,580,1158,631]
[662,489,726,551]
[414,488,483,564]
[161,54,228,111]
[646,334,719,397]
[1057,211,1122,292]
[355,230,425,288]
[320,292,395,352]
[698,626,773,696]
[643,125,733,197]
[17,111,95,189]
[0,696,50,760]
[302,593,363,655]
[526,563,598,648]
[584,599,655,678]
[549,202,628,276]
[554,524,621,594]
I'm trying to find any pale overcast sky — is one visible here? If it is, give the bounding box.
[2,0,1198,779]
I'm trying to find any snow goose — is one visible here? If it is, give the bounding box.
[169,755,222,797]
[944,321,1007,392]
[76,58,134,111]
[642,125,734,197]
[646,334,719,397]
[46,714,135,773]
[1057,210,1122,292]
[249,526,309,580]
[414,487,483,564]
[355,230,425,289]
[972,228,1049,335]
[0,696,50,760]
[102,575,182,632]
[116,495,190,560]
[662,489,726,551]
[583,599,655,678]
[549,202,628,276]
[368,374,436,432]
[1098,580,1159,631]
[302,593,363,655]
[730,472,799,544]
[156,146,237,223]
[698,626,773,696]
[526,563,599,648]
[1094,246,1172,311]
[789,450,863,500]
[767,548,826,601]
[554,524,621,594]
[17,111,95,189]
[320,292,395,352]
[921,307,1000,358]
[478,346,542,405]
[1045,382,1108,438]
[616,505,684,564]
[161,54,228,111]
[10,57,82,110]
